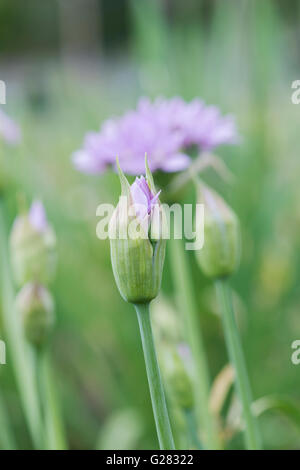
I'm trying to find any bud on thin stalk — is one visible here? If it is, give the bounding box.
[195,183,261,448]
[109,157,174,449]
[12,202,66,449]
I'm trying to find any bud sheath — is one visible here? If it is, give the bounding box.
[196,184,240,279]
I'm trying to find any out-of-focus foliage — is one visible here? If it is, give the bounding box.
[0,0,300,449]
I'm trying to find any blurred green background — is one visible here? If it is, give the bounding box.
[0,0,300,449]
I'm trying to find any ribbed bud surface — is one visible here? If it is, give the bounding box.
[16,282,55,348]
[10,215,56,287]
[196,185,240,279]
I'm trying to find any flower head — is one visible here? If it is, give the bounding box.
[0,109,21,145]
[73,97,238,176]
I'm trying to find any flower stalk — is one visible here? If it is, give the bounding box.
[135,303,175,450]
[195,183,262,449]
[215,279,262,450]
[169,234,221,449]
[9,200,66,450]
[184,408,203,450]
[109,158,174,449]
[0,200,42,448]
[0,392,17,450]
[35,348,67,450]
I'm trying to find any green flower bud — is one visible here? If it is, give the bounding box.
[10,201,56,287]
[109,158,166,304]
[160,343,194,410]
[196,184,240,279]
[16,282,55,348]
[152,298,194,409]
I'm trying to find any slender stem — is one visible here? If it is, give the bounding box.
[0,391,17,449]
[184,408,203,450]
[35,351,47,449]
[215,279,262,450]
[134,303,175,450]
[169,236,220,449]
[0,200,42,448]
[36,350,67,450]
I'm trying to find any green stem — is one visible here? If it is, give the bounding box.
[0,200,42,448]
[35,351,47,449]
[215,279,262,450]
[169,237,220,449]
[184,408,203,450]
[0,391,17,449]
[134,303,175,450]
[37,351,67,450]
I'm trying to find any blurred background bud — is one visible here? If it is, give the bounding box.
[10,201,56,287]
[16,282,55,348]
[195,184,240,279]
[152,297,194,410]
[160,343,194,410]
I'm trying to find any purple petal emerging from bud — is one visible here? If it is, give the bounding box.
[130,175,161,222]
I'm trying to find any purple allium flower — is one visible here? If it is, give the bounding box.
[29,201,48,233]
[72,97,239,176]
[0,109,21,145]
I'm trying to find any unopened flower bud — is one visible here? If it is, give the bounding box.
[196,184,240,279]
[109,158,166,304]
[16,282,55,348]
[10,201,56,287]
[152,299,194,409]
[160,343,194,410]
